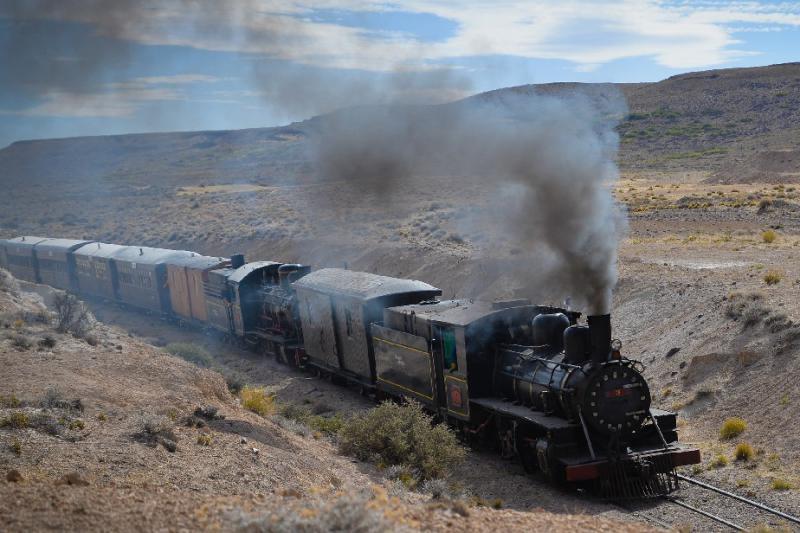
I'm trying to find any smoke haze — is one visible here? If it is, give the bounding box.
[309,88,627,314]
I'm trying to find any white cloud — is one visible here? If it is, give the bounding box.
[2,87,183,118]
[30,1,792,72]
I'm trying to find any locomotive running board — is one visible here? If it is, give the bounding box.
[470,398,577,431]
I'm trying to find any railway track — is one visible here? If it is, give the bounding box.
[630,473,800,531]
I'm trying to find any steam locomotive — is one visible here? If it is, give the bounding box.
[0,236,700,498]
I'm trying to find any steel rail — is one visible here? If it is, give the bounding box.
[677,474,800,526]
[666,496,744,531]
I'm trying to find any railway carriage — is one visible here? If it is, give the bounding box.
[2,236,48,283]
[293,268,441,385]
[166,255,230,323]
[111,246,197,313]
[72,242,129,301]
[33,238,94,291]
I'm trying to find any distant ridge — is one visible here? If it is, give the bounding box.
[1,62,799,185]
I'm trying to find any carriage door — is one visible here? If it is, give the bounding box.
[432,325,457,410]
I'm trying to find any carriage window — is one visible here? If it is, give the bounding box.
[345,309,353,338]
[442,329,458,371]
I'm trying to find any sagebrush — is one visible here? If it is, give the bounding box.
[338,400,465,481]
[53,293,93,337]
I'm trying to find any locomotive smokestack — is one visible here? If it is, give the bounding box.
[230,254,245,269]
[587,314,611,364]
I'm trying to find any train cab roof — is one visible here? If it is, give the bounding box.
[293,268,440,302]
[228,261,282,284]
[384,299,542,327]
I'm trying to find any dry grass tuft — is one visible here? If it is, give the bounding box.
[772,478,793,491]
[764,271,782,285]
[762,229,777,243]
[720,417,747,439]
[711,454,729,468]
[240,386,276,416]
[197,433,212,446]
[734,442,754,461]
[0,411,30,429]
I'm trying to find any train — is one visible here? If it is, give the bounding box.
[0,235,700,498]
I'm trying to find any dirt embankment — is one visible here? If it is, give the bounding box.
[0,272,649,532]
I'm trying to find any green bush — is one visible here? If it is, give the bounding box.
[338,400,465,481]
[720,417,747,439]
[164,342,213,367]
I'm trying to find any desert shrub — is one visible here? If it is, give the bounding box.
[68,419,85,431]
[720,417,747,439]
[338,400,465,481]
[0,269,18,295]
[229,488,394,533]
[164,342,213,367]
[223,370,246,394]
[764,271,782,285]
[273,415,311,437]
[197,433,212,446]
[725,292,767,324]
[136,413,177,451]
[39,388,82,411]
[11,334,32,350]
[10,438,21,455]
[140,413,174,436]
[758,198,773,213]
[772,478,793,491]
[38,335,57,349]
[0,394,20,408]
[735,442,754,461]
[280,403,344,437]
[0,411,30,429]
[765,313,793,333]
[53,293,93,337]
[240,386,276,416]
[736,478,750,488]
[30,413,63,436]
[762,230,777,243]
[711,454,729,468]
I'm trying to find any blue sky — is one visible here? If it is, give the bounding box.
[1,0,799,147]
